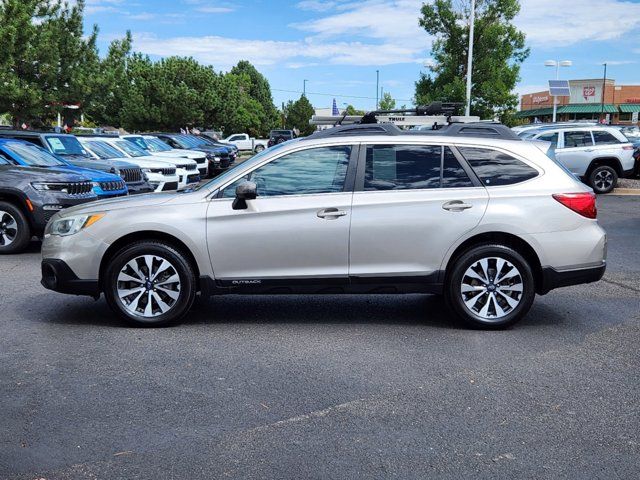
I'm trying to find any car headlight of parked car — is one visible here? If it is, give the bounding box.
[48,213,105,237]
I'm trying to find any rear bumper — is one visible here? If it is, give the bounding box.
[538,262,606,295]
[41,258,99,297]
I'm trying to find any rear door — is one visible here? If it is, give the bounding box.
[555,130,595,176]
[349,143,488,282]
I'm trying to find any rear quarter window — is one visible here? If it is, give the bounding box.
[458,147,538,186]
[592,131,622,145]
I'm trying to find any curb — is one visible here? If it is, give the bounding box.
[609,188,640,196]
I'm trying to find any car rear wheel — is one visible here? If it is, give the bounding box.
[104,241,196,327]
[589,165,617,194]
[254,144,265,153]
[445,244,535,329]
[0,201,31,254]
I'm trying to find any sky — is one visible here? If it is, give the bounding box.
[82,0,640,111]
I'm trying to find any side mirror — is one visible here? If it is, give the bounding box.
[232,181,257,210]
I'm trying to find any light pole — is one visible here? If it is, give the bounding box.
[465,0,475,117]
[375,70,380,110]
[601,63,607,123]
[303,79,308,97]
[545,60,572,122]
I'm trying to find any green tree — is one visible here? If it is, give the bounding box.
[415,0,529,119]
[379,92,396,110]
[284,95,315,136]
[230,60,279,135]
[85,31,133,127]
[0,0,99,127]
[118,55,220,131]
[344,105,365,116]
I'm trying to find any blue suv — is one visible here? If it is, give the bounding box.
[0,139,128,198]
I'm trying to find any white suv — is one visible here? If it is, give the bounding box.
[78,137,180,192]
[520,126,635,193]
[41,123,606,329]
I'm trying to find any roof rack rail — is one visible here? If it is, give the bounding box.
[308,102,520,141]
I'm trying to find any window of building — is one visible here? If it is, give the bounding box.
[458,147,538,186]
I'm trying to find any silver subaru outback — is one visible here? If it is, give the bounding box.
[41,123,606,329]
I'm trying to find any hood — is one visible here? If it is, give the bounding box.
[122,157,180,168]
[60,157,138,173]
[59,191,178,216]
[0,165,90,183]
[60,165,124,182]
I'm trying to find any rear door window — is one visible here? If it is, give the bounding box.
[458,147,538,186]
[563,131,594,148]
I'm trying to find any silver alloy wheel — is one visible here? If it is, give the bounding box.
[0,210,18,247]
[116,254,181,318]
[594,169,614,191]
[460,257,524,320]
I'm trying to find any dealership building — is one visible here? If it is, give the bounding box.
[518,79,640,124]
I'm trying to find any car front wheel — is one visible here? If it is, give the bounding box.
[445,244,535,329]
[589,165,617,194]
[104,241,197,327]
[254,144,265,153]
[0,201,31,254]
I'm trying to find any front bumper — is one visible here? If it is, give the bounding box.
[29,192,97,234]
[538,262,606,295]
[126,181,154,195]
[41,258,100,297]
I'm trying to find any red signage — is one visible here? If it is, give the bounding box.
[583,86,596,100]
[533,95,549,104]
[625,98,640,103]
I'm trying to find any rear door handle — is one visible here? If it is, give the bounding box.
[317,208,347,219]
[442,200,473,212]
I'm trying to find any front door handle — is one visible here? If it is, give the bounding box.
[317,208,347,219]
[442,200,473,212]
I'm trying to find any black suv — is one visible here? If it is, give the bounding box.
[0,157,97,254]
[267,129,296,147]
[149,133,232,177]
[0,130,152,194]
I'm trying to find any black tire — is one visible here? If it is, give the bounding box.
[104,241,197,327]
[276,137,286,144]
[0,201,31,254]
[589,165,618,194]
[444,244,535,329]
[254,144,265,153]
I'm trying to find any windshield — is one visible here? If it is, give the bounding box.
[193,141,290,192]
[620,126,640,139]
[115,140,147,157]
[145,137,172,152]
[271,130,292,137]
[4,141,66,167]
[179,135,207,148]
[125,136,150,151]
[83,140,124,159]
[518,131,540,139]
[45,135,90,157]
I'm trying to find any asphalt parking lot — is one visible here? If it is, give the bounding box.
[1,195,639,480]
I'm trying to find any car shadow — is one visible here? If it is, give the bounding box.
[38,293,467,330]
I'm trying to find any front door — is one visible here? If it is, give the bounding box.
[206,144,356,285]
[349,143,489,281]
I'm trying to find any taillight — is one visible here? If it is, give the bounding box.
[553,192,597,219]
[622,145,634,150]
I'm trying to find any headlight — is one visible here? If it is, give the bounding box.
[49,213,105,237]
[141,168,151,173]
[31,182,60,191]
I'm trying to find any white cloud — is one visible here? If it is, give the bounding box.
[296,1,340,12]
[132,33,425,68]
[293,0,426,43]
[196,6,235,13]
[518,0,640,46]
